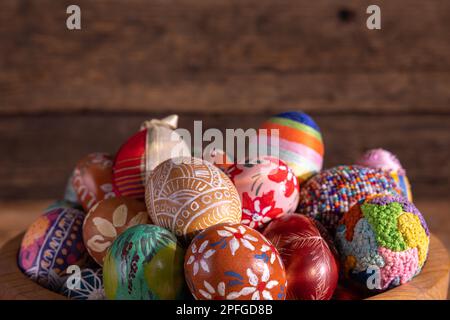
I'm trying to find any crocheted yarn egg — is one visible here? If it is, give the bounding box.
[356,148,412,201]
[226,156,299,229]
[258,111,324,183]
[61,268,105,300]
[335,195,429,291]
[103,224,187,300]
[18,207,88,291]
[298,165,401,233]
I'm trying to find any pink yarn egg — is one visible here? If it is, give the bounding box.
[226,156,299,229]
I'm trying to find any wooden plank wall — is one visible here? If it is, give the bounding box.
[0,0,449,200]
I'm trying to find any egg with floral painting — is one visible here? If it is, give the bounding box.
[226,156,299,229]
[72,152,115,212]
[82,197,148,265]
[184,223,287,300]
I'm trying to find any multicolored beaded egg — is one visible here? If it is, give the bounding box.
[356,148,412,201]
[298,165,401,233]
[18,208,88,291]
[335,195,429,291]
[226,156,299,229]
[103,224,186,300]
[258,111,324,183]
[184,223,287,300]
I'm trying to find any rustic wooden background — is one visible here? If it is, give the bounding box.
[0,0,449,280]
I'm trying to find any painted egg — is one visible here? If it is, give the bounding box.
[103,224,186,300]
[82,197,148,266]
[226,156,299,229]
[298,165,401,234]
[112,115,190,201]
[356,148,412,201]
[72,152,115,212]
[18,207,88,291]
[61,268,105,300]
[184,223,287,300]
[145,157,242,242]
[263,214,339,300]
[257,111,324,183]
[335,195,430,292]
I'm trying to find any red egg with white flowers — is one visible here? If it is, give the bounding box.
[263,214,339,300]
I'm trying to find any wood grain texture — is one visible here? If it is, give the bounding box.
[0,231,447,300]
[0,113,448,200]
[1,0,450,114]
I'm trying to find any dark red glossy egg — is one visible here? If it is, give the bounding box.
[263,214,339,300]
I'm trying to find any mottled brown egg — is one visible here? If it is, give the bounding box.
[82,197,148,265]
[72,152,115,212]
[145,157,242,242]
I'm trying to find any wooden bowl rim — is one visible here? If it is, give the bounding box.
[0,232,448,300]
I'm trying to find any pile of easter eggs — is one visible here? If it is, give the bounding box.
[17,112,429,300]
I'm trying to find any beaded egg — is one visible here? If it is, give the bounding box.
[103,224,186,300]
[61,268,105,300]
[145,157,242,242]
[112,115,190,201]
[18,208,88,291]
[72,152,115,212]
[226,156,299,229]
[82,197,148,266]
[298,165,401,234]
[263,214,339,300]
[257,111,324,183]
[356,148,412,201]
[335,195,429,291]
[184,223,287,300]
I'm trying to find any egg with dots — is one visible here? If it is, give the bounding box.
[72,152,115,212]
[103,224,187,300]
[184,223,287,300]
[145,157,242,242]
[263,214,339,300]
[255,111,324,183]
[356,148,413,201]
[298,165,402,234]
[18,207,88,291]
[82,197,148,266]
[335,194,429,292]
[225,156,299,230]
[112,115,191,201]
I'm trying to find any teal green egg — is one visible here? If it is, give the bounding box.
[103,224,187,300]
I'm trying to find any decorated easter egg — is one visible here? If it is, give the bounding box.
[335,195,429,291]
[226,156,299,229]
[61,268,105,300]
[82,197,148,266]
[72,152,115,212]
[112,115,191,201]
[356,148,412,201]
[145,157,242,241]
[257,111,324,183]
[18,208,88,291]
[103,224,186,300]
[298,165,401,233]
[184,223,287,300]
[263,214,338,300]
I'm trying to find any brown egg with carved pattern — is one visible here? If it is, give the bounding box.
[72,152,116,212]
[82,197,148,265]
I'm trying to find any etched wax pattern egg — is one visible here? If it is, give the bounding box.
[184,223,287,300]
[72,152,115,212]
[82,197,148,266]
[145,157,242,241]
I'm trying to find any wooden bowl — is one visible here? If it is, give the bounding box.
[0,233,448,300]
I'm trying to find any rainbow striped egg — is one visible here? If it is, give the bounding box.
[259,112,324,183]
